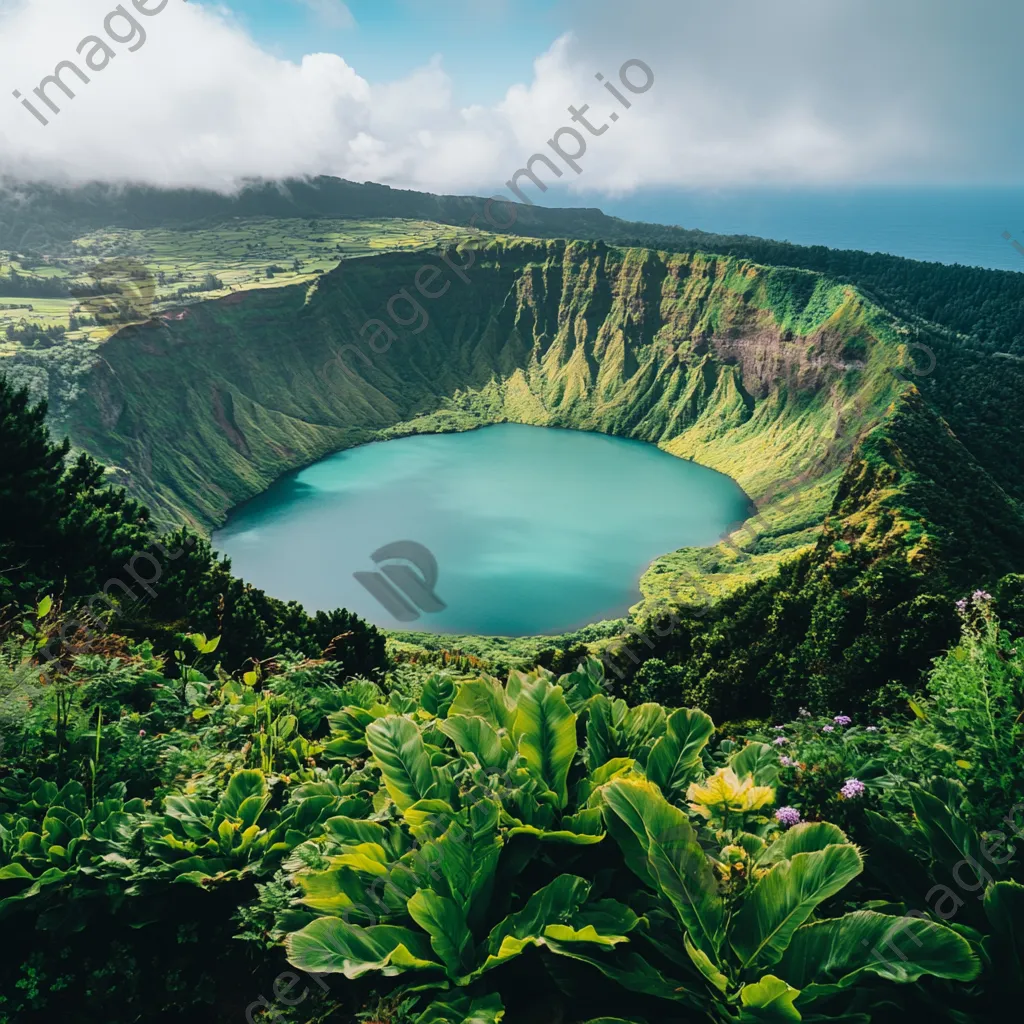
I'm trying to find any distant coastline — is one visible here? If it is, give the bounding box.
[539,184,1024,273]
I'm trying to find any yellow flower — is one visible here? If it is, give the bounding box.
[686,767,775,820]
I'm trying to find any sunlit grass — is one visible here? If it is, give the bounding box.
[0,217,481,344]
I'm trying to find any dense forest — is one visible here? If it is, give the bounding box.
[2,374,1024,1023]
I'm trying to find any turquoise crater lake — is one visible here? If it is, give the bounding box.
[213,424,752,636]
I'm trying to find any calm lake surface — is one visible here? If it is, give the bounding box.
[213,424,752,636]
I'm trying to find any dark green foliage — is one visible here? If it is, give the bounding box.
[630,657,686,706]
[618,393,1024,722]
[0,373,151,609]
[0,376,386,677]
[2,595,1022,1022]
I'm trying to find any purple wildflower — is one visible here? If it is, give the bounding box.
[834,715,852,726]
[955,598,968,613]
[798,707,811,718]
[779,755,796,767]
[840,778,866,799]
[138,729,146,737]
[775,807,801,827]
[821,724,835,733]
[773,736,788,746]
[972,590,992,603]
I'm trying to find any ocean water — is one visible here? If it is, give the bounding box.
[542,186,1024,273]
[213,424,752,636]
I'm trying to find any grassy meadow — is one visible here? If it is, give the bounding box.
[0,217,478,350]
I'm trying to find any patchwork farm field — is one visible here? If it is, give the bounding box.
[0,217,477,351]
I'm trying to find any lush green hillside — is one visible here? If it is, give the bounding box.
[610,388,1024,719]
[5,180,1024,722]
[7,175,1020,504]
[41,233,1024,721]
[0,217,471,347]
[62,238,900,574]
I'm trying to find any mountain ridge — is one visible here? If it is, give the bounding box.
[5,173,1022,506]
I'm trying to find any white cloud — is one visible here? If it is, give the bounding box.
[0,0,1020,197]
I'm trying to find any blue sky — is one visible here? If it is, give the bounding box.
[203,0,567,104]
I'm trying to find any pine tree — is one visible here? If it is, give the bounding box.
[0,373,151,609]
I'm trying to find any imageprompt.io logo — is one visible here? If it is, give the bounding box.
[353,541,447,622]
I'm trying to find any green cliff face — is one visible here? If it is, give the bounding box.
[66,236,925,619]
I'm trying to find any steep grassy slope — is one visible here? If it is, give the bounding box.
[66,242,899,521]
[616,386,1024,719]
[9,176,1021,508]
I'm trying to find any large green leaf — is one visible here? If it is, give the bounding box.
[738,974,801,1022]
[408,888,475,977]
[759,822,849,866]
[573,898,640,939]
[512,678,577,809]
[416,993,505,1024]
[684,934,728,993]
[599,778,657,888]
[366,716,436,812]
[474,876,636,981]
[729,742,780,788]
[731,844,863,970]
[324,815,390,849]
[909,784,984,876]
[216,770,267,822]
[506,806,605,846]
[485,874,591,954]
[295,864,381,916]
[983,880,1024,980]
[778,909,980,993]
[645,708,714,800]
[324,704,389,759]
[448,677,515,731]
[439,715,504,770]
[602,778,724,959]
[619,703,667,766]
[543,944,700,1006]
[506,824,605,845]
[405,799,458,838]
[585,695,621,772]
[330,842,390,876]
[428,801,502,928]
[561,658,607,713]
[0,864,33,881]
[285,918,440,978]
[420,673,456,717]
[541,922,632,948]
[575,757,635,809]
